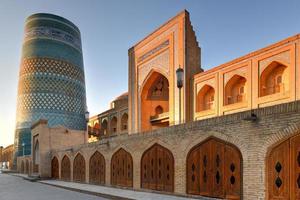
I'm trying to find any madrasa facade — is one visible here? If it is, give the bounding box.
[16,10,300,200]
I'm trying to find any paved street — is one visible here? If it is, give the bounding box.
[0,174,109,200]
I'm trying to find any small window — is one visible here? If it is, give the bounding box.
[155,106,163,115]
[239,86,244,94]
[276,75,282,85]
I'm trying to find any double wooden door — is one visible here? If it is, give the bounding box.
[61,156,71,181]
[51,157,59,179]
[89,151,105,185]
[73,154,86,182]
[267,134,300,199]
[141,144,174,192]
[111,148,133,187]
[187,138,241,199]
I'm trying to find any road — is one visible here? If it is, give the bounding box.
[0,174,109,200]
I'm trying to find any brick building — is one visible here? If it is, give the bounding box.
[0,145,14,170]
[18,10,300,199]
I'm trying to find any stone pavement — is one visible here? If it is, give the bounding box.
[40,179,218,200]
[0,174,108,200]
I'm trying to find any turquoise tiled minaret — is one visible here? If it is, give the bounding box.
[14,13,87,162]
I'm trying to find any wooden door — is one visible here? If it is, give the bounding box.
[51,157,59,179]
[89,151,105,185]
[73,153,85,182]
[187,138,241,199]
[225,145,241,199]
[290,135,300,199]
[141,144,174,192]
[268,139,290,199]
[187,147,200,194]
[111,148,133,187]
[211,140,225,197]
[61,155,71,181]
[268,134,300,199]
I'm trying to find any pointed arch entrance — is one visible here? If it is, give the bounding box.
[186,137,242,199]
[73,153,86,183]
[111,148,133,187]
[61,155,71,181]
[51,156,59,179]
[89,151,105,185]
[141,71,169,132]
[267,134,300,199]
[141,143,174,192]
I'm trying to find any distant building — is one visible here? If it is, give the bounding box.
[88,92,128,141]
[0,145,14,170]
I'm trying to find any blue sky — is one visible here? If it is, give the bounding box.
[0,0,299,147]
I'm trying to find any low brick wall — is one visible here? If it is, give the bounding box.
[51,100,300,200]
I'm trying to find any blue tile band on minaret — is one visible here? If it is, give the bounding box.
[14,13,87,161]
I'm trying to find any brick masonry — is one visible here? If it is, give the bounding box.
[50,100,300,200]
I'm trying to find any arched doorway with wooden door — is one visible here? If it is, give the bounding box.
[25,160,29,174]
[89,151,105,185]
[267,133,300,199]
[51,156,59,179]
[141,143,174,192]
[73,153,86,183]
[186,137,242,199]
[21,161,24,173]
[111,148,133,187]
[61,155,71,181]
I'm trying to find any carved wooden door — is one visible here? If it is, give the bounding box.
[225,144,241,199]
[141,144,174,192]
[51,157,59,179]
[290,134,300,199]
[61,156,70,181]
[187,138,241,199]
[89,151,105,185]
[268,134,300,199]
[111,148,133,187]
[73,154,85,182]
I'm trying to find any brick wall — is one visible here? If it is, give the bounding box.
[50,100,300,199]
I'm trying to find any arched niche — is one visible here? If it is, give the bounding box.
[196,85,215,112]
[110,116,118,134]
[224,75,246,105]
[121,113,128,131]
[260,61,287,97]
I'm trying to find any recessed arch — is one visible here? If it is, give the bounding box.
[266,133,300,199]
[25,160,29,174]
[224,75,246,105]
[121,113,128,131]
[186,137,242,199]
[73,153,85,183]
[101,119,108,135]
[111,148,133,187]
[260,61,287,97]
[141,71,169,131]
[51,156,59,179]
[61,155,71,181]
[110,116,118,134]
[196,84,215,112]
[89,151,105,185]
[33,140,39,173]
[21,160,24,173]
[141,143,174,192]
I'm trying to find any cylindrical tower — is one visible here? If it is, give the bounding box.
[14,13,87,163]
